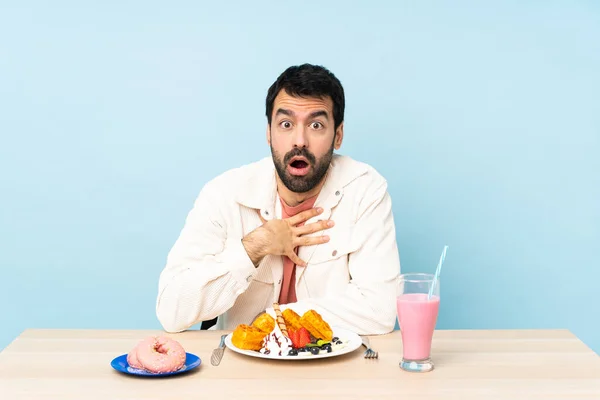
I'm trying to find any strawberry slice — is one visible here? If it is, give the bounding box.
[297,328,311,348]
[288,328,300,349]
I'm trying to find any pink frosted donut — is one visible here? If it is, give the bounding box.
[127,337,153,369]
[127,349,143,369]
[134,336,186,373]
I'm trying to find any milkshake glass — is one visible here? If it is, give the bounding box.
[396,273,440,372]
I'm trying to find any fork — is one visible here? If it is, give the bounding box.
[361,336,378,359]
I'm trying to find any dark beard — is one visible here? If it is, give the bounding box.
[271,145,334,194]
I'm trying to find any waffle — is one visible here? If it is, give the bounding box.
[231,324,267,351]
[251,312,275,334]
[282,308,303,331]
[300,309,333,341]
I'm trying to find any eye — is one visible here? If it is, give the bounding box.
[310,122,323,130]
[279,120,292,129]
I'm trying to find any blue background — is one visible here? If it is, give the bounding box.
[1,1,598,353]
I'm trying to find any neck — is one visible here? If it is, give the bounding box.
[276,175,326,207]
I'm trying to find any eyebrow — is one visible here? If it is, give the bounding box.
[308,110,329,120]
[275,108,330,120]
[275,108,294,118]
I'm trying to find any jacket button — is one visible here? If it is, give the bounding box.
[332,250,338,256]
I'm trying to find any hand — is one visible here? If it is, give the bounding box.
[242,207,334,267]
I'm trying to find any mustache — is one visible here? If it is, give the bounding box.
[283,148,316,165]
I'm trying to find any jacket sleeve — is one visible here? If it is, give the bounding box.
[275,178,401,335]
[155,181,257,332]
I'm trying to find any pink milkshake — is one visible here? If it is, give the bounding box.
[396,293,440,360]
[396,273,440,372]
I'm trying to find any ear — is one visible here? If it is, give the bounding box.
[333,122,344,150]
[266,124,271,146]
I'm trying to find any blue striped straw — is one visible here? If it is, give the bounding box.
[428,245,448,299]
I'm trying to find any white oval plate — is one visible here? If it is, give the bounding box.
[224,327,362,360]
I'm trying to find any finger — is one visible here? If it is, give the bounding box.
[286,207,323,226]
[288,252,307,267]
[295,219,334,235]
[293,234,330,247]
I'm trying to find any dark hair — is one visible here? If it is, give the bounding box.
[266,63,345,130]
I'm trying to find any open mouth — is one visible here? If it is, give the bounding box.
[287,157,311,176]
[290,159,309,169]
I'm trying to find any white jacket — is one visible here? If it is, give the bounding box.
[156,154,401,335]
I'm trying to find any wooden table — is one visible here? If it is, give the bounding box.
[1,329,599,399]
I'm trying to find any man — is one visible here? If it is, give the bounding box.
[156,63,401,335]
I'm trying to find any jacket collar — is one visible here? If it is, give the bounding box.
[234,154,369,216]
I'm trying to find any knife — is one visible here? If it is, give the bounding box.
[211,334,228,366]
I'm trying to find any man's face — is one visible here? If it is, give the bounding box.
[268,90,343,194]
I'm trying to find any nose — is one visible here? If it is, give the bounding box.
[292,125,307,148]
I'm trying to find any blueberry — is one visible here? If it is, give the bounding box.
[332,337,339,342]
[288,349,298,356]
[322,344,332,351]
[327,346,333,353]
[310,347,320,355]
[335,340,342,345]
